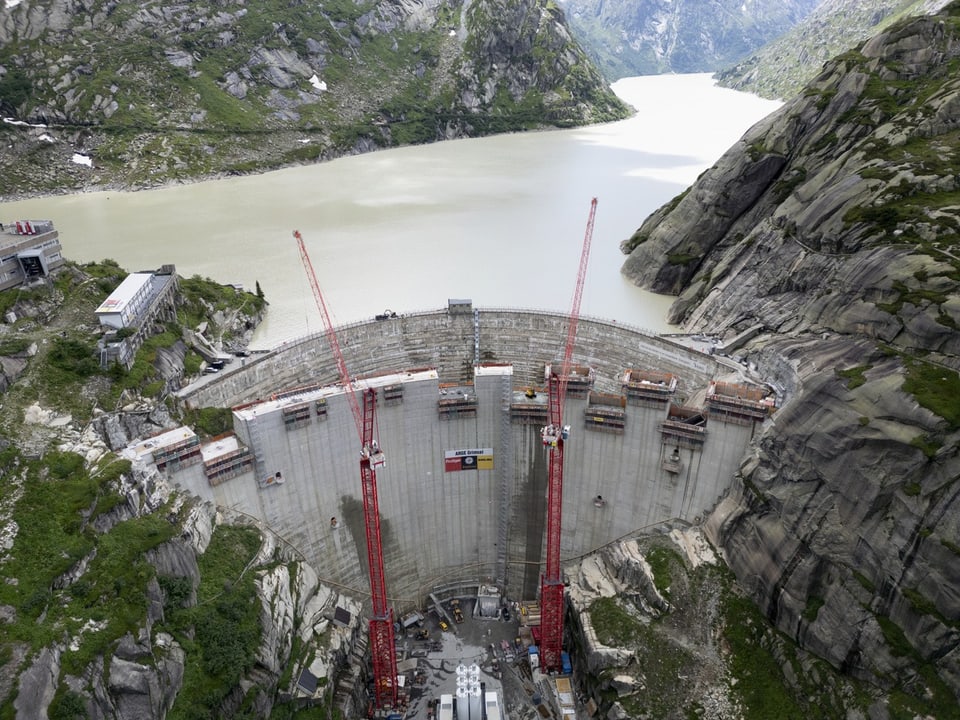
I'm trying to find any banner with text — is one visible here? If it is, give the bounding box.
[444,448,494,472]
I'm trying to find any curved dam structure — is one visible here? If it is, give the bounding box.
[165,305,770,608]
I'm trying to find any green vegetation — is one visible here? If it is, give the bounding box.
[0,68,32,113]
[835,364,872,390]
[179,275,266,331]
[590,596,698,718]
[802,595,825,623]
[0,337,31,356]
[182,407,235,438]
[900,587,955,628]
[723,595,806,719]
[645,546,683,598]
[854,570,877,594]
[48,690,87,720]
[621,230,648,254]
[667,253,700,266]
[163,525,264,720]
[901,357,960,429]
[772,167,807,202]
[942,536,960,557]
[876,614,914,658]
[875,279,951,316]
[0,258,284,715]
[902,481,922,496]
[107,327,181,401]
[746,141,768,162]
[0,448,175,678]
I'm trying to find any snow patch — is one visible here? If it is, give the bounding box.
[308,74,327,92]
[72,153,93,167]
[3,116,47,128]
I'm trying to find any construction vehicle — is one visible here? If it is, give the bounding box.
[295,230,398,710]
[450,598,464,623]
[539,198,597,674]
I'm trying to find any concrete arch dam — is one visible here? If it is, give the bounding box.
[171,307,763,606]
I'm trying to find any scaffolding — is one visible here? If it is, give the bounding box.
[438,383,478,419]
[705,381,774,425]
[544,362,595,398]
[204,449,253,486]
[659,404,707,449]
[153,435,202,473]
[622,369,678,408]
[382,384,404,406]
[584,391,626,434]
[510,387,548,424]
[282,403,312,430]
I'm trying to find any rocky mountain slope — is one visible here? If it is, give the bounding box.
[621,2,960,709]
[0,267,368,719]
[562,0,819,81]
[716,0,954,99]
[0,0,628,197]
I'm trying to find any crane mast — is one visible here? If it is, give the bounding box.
[539,197,597,674]
[294,230,398,709]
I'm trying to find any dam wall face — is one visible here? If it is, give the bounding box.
[171,309,758,609]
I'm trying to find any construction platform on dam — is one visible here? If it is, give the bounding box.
[137,302,777,716]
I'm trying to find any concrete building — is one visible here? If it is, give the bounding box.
[0,219,64,292]
[165,305,773,610]
[95,265,180,368]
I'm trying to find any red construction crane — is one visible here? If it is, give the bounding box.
[294,230,398,709]
[538,197,598,673]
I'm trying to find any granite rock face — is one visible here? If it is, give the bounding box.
[7,464,363,720]
[622,3,960,701]
[705,334,960,694]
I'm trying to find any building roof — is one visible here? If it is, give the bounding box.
[94,272,153,315]
[200,434,240,462]
[124,426,197,461]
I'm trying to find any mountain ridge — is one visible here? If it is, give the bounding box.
[0,0,628,198]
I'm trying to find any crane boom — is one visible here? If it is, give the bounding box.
[558,197,597,407]
[294,230,363,437]
[294,230,397,709]
[539,197,597,674]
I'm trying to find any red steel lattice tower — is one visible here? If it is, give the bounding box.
[294,230,398,709]
[539,197,597,673]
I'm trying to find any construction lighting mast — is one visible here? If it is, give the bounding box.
[539,197,598,674]
[294,230,398,709]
